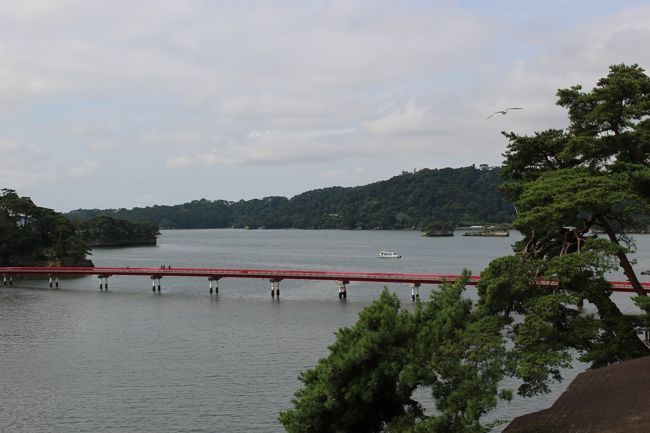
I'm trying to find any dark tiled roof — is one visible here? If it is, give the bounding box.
[503,355,650,433]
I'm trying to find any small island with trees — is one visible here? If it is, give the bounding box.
[1,189,160,267]
[0,189,93,266]
[421,221,455,236]
[462,225,510,237]
[74,215,160,247]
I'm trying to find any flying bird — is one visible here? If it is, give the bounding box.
[486,107,523,119]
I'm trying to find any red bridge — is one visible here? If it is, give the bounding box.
[1,266,648,299]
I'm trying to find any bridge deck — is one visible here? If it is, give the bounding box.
[1,266,648,292]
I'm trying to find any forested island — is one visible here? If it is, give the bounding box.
[0,189,93,266]
[1,190,160,266]
[74,216,160,247]
[66,165,515,230]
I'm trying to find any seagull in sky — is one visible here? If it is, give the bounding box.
[486,107,523,119]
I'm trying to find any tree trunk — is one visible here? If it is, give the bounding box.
[584,281,650,367]
[597,215,647,297]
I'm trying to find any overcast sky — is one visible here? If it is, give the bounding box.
[1,0,649,211]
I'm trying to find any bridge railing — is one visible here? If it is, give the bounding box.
[0,266,648,292]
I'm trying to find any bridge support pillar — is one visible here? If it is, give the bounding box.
[8,275,12,285]
[337,281,348,299]
[98,276,109,290]
[2,274,5,286]
[410,283,421,301]
[270,279,280,298]
[151,276,162,292]
[209,277,220,294]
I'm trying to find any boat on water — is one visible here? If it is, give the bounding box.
[378,250,401,258]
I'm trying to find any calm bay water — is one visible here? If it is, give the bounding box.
[2,229,649,432]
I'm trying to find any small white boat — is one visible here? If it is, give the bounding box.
[377,250,401,258]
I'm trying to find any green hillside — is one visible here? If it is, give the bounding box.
[66,165,515,230]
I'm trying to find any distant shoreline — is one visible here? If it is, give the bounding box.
[86,240,157,248]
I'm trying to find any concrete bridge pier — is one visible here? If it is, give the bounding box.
[151,276,162,292]
[337,280,348,299]
[209,277,220,294]
[410,283,421,301]
[49,275,59,289]
[270,279,281,298]
[98,275,109,290]
[2,274,6,286]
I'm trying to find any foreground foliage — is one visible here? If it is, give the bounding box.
[280,63,650,432]
[491,63,650,371]
[279,283,510,433]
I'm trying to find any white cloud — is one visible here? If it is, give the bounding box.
[363,100,429,135]
[0,139,19,152]
[132,193,156,207]
[167,127,357,168]
[167,154,244,168]
[0,139,95,187]
[477,5,650,129]
[0,1,649,209]
[0,139,58,188]
[316,165,369,184]
[69,160,97,178]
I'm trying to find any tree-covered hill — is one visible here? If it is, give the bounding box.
[66,165,515,230]
[0,189,93,266]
